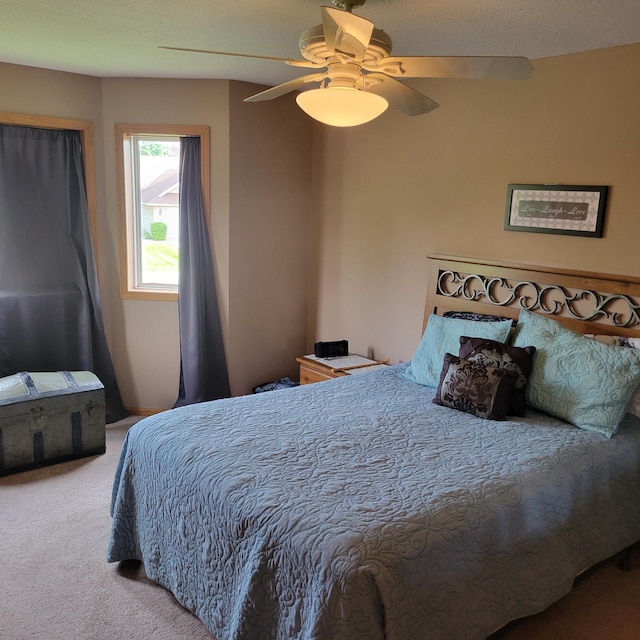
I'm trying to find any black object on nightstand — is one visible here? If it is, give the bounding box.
[314,340,349,358]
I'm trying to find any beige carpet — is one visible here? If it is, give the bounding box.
[0,418,212,640]
[1,417,638,640]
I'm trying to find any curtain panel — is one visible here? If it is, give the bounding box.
[174,136,230,407]
[0,124,126,423]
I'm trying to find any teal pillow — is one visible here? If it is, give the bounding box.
[404,314,513,388]
[512,309,640,437]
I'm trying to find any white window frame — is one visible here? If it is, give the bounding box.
[116,123,210,301]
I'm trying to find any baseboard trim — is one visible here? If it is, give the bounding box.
[125,407,165,417]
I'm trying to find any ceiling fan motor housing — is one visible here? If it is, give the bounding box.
[299,23,392,66]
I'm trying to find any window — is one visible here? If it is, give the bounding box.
[116,124,209,301]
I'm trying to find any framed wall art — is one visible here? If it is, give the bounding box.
[504,184,608,237]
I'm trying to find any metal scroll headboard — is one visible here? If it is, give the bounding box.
[436,269,640,328]
[425,255,640,336]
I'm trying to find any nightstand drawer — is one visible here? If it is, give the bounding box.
[299,365,336,385]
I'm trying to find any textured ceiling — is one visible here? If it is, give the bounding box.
[1,0,639,87]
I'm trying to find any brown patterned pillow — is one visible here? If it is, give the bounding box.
[433,353,519,420]
[458,337,536,416]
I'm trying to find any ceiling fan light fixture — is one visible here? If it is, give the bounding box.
[296,87,388,127]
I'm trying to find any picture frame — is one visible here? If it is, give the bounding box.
[504,184,608,237]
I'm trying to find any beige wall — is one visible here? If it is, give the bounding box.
[227,82,313,393]
[0,62,103,120]
[310,44,640,365]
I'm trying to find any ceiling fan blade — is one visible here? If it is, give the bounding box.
[244,74,325,102]
[321,6,374,61]
[358,73,439,117]
[159,46,320,69]
[160,45,292,62]
[370,56,533,80]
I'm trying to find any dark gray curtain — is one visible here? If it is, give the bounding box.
[0,124,126,423]
[174,136,230,407]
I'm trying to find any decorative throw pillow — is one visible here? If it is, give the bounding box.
[458,337,536,416]
[404,314,513,388]
[433,353,518,420]
[512,309,640,437]
[590,335,640,418]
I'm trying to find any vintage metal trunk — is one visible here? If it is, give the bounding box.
[0,371,105,475]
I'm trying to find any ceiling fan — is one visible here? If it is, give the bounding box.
[160,0,533,127]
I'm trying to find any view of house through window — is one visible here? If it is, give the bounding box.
[132,136,180,288]
[116,124,209,301]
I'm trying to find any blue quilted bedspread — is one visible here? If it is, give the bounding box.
[107,365,640,640]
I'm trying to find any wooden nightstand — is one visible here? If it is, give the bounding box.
[297,354,389,385]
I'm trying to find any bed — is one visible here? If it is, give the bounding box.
[108,255,640,640]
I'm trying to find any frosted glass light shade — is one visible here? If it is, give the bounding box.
[296,87,388,127]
